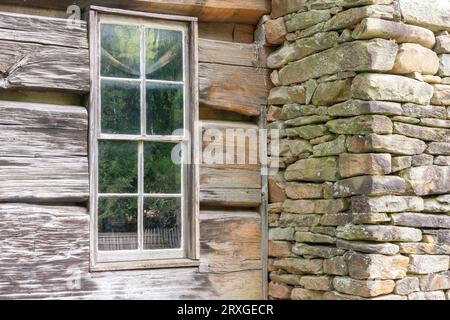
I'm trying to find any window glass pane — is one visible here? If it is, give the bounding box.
[146,28,183,81]
[101,24,141,78]
[98,197,138,251]
[99,141,138,193]
[146,82,183,135]
[143,197,181,250]
[144,142,181,194]
[101,79,140,134]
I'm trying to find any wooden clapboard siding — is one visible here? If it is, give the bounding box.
[0,101,88,203]
[0,204,262,299]
[5,0,270,24]
[200,165,261,189]
[199,22,254,43]
[200,211,261,273]
[0,12,89,92]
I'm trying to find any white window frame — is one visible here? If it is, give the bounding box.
[89,6,199,271]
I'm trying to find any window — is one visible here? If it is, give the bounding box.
[89,8,199,269]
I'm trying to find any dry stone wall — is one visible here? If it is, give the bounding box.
[264,0,450,300]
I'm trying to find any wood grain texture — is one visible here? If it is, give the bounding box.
[200,165,261,189]
[0,204,262,299]
[0,40,89,92]
[200,210,261,273]
[200,189,262,207]
[199,62,271,116]
[0,101,87,158]
[199,22,254,43]
[0,11,88,48]
[199,38,269,68]
[7,0,271,24]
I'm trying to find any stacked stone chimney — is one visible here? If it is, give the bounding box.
[263,0,450,300]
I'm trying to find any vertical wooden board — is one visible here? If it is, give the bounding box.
[207,270,263,299]
[199,211,262,273]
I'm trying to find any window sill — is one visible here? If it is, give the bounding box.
[90,258,200,272]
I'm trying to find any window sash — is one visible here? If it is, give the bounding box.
[90,11,197,265]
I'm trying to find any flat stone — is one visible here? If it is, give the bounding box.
[333,277,395,298]
[299,276,332,291]
[333,176,405,197]
[398,0,450,32]
[392,116,421,125]
[423,75,443,84]
[337,240,399,255]
[424,195,450,213]
[268,202,283,214]
[347,134,427,155]
[319,71,356,83]
[402,103,447,119]
[339,153,391,178]
[278,39,398,85]
[291,288,325,300]
[267,31,339,68]
[271,0,307,18]
[345,252,409,280]
[435,35,450,54]
[265,17,288,45]
[295,231,336,244]
[435,156,450,165]
[313,135,346,157]
[327,115,393,135]
[323,256,348,275]
[323,291,366,300]
[306,0,336,10]
[268,281,292,300]
[393,122,449,142]
[337,224,422,242]
[293,244,345,259]
[431,84,450,106]
[279,213,321,228]
[324,5,394,31]
[351,73,434,105]
[285,10,332,32]
[391,156,412,173]
[328,100,402,117]
[312,79,352,106]
[320,212,390,226]
[408,255,450,274]
[395,277,420,295]
[420,118,450,128]
[273,258,324,275]
[285,115,331,127]
[392,43,439,75]
[352,18,436,48]
[420,271,450,291]
[285,182,323,199]
[439,54,450,77]
[286,22,326,41]
[267,105,284,122]
[283,198,348,214]
[400,242,450,255]
[270,271,303,286]
[282,104,328,119]
[351,195,424,213]
[337,0,393,7]
[408,291,446,300]
[268,86,306,105]
[392,213,450,229]
[426,142,450,155]
[268,172,286,203]
[285,157,339,182]
[400,166,450,196]
[269,227,295,241]
[286,124,329,140]
[411,154,434,166]
[269,241,292,258]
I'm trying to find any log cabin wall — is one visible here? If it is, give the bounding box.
[0,1,272,299]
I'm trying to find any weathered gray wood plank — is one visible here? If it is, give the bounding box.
[0,101,87,157]
[200,165,261,189]
[0,40,89,92]
[0,204,262,299]
[0,157,88,203]
[200,188,262,207]
[200,210,261,273]
[0,11,88,48]
[199,62,271,116]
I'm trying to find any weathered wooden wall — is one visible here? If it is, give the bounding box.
[0,5,270,299]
